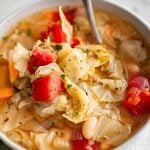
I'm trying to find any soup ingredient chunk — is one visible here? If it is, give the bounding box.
[125,75,150,115]
[32,72,65,101]
[28,46,57,73]
[71,139,99,150]
[128,75,149,90]
[52,7,76,24]
[51,23,67,43]
[0,87,14,99]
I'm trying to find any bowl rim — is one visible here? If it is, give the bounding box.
[0,0,149,150]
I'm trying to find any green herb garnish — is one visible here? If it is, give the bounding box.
[60,74,65,79]
[73,111,79,117]
[85,49,89,53]
[75,24,80,30]
[35,103,41,107]
[55,44,62,50]
[2,36,9,41]
[26,28,32,36]
[113,37,121,44]
[67,84,72,89]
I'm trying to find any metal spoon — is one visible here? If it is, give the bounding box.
[82,0,102,44]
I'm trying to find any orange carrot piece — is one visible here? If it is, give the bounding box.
[9,61,19,84]
[0,64,10,88]
[0,87,14,99]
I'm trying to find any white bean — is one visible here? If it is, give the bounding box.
[82,116,97,139]
[126,63,140,74]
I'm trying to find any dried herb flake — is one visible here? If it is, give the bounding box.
[60,74,65,79]
[26,28,32,36]
[2,36,9,41]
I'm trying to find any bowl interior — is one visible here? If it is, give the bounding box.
[0,0,149,149]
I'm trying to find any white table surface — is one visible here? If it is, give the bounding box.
[0,0,150,150]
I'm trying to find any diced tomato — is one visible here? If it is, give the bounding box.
[27,47,56,73]
[71,139,99,150]
[128,75,149,90]
[52,11,60,22]
[40,23,67,43]
[64,9,76,24]
[127,87,140,97]
[70,37,81,48]
[139,90,150,110]
[125,90,150,115]
[32,72,65,101]
[50,23,67,43]
[124,75,150,115]
[41,7,76,42]
[40,30,50,42]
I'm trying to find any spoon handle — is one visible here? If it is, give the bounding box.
[82,0,102,44]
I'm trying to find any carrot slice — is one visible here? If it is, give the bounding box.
[9,61,19,84]
[0,87,14,99]
[0,64,10,88]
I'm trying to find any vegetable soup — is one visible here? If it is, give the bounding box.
[0,6,149,150]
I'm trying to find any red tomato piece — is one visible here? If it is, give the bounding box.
[40,23,67,43]
[50,23,67,43]
[70,37,81,48]
[127,87,140,97]
[124,75,150,115]
[32,72,65,101]
[124,88,150,115]
[128,76,149,90]
[139,90,150,111]
[27,46,56,73]
[71,139,99,150]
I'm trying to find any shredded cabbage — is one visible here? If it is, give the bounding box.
[10,43,29,77]
[59,6,73,42]
[99,79,127,94]
[91,84,125,102]
[92,114,131,146]
[77,45,110,67]
[62,77,102,123]
[60,49,90,83]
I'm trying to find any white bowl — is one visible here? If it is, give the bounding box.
[0,0,149,149]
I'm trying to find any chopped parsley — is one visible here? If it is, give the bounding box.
[35,103,41,107]
[67,84,72,89]
[60,74,65,79]
[73,111,78,117]
[55,44,62,50]
[113,37,121,44]
[26,28,32,36]
[85,49,89,53]
[2,36,9,41]
[75,23,80,30]
[16,30,21,35]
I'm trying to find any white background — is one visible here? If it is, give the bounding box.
[0,0,150,150]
